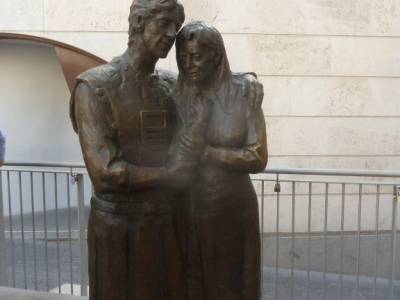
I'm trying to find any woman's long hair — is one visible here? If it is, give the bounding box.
[175,21,232,112]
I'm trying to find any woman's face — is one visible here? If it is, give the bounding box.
[179,39,216,84]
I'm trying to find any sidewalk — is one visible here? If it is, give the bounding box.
[0,287,87,300]
[263,267,400,300]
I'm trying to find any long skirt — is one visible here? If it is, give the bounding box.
[88,207,188,300]
[187,193,261,300]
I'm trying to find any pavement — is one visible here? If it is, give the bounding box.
[263,267,400,299]
[0,287,86,300]
[3,237,400,299]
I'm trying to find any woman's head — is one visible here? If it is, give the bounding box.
[176,21,231,86]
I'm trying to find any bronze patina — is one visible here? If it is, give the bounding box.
[171,21,267,300]
[70,1,266,299]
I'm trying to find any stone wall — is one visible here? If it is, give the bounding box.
[1,0,399,170]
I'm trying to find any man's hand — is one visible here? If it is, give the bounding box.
[0,160,4,167]
[242,73,264,109]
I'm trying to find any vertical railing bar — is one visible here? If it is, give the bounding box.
[260,180,265,292]
[397,186,400,300]
[30,172,38,290]
[274,174,280,300]
[18,172,27,289]
[67,174,74,295]
[77,174,88,296]
[323,183,328,300]
[340,184,345,300]
[7,171,16,287]
[290,181,295,300]
[373,184,380,300]
[0,171,8,286]
[356,184,362,299]
[42,172,49,291]
[388,185,398,300]
[307,182,312,300]
[54,173,61,294]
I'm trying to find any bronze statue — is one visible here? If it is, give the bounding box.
[70,1,187,299]
[70,0,265,299]
[171,21,268,300]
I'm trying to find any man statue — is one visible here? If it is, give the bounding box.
[70,0,263,299]
[71,1,187,299]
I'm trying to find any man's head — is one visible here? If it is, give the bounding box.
[128,0,185,58]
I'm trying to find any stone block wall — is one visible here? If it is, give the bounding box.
[1,0,399,170]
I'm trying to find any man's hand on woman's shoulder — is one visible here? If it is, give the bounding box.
[234,73,264,109]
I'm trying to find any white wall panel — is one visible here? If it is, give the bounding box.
[44,0,131,32]
[8,0,397,37]
[261,77,400,117]
[267,118,400,156]
[222,35,400,76]
[0,0,44,31]
[181,0,400,37]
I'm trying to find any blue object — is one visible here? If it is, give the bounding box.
[0,130,5,161]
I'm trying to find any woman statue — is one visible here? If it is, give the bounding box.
[170,21,268,300]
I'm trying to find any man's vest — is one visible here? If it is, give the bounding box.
[71,53,177,168]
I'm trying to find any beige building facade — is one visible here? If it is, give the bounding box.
[1,0,400,170]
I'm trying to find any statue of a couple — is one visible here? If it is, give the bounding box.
[70,0,267,299]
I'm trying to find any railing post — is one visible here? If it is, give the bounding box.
[389,185,399,300]
[0,171,8,286]
[76,174,88,296]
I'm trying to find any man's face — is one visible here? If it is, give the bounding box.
[179,39,216,84]
[142,9,182,59]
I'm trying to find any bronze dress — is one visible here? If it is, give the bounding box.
[71,51,187,300]
[174,75,267,300]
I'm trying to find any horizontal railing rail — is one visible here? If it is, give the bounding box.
[3,161,400,177]
[3,162,86,169]
[265,168,400,178]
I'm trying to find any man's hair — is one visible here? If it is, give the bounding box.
[128,0,185,45]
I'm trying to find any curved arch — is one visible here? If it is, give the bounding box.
[0,32,106,92]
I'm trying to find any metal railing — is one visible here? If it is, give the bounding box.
[0,162,399,299]
[255,169,400,300]
[0,162,89,296]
